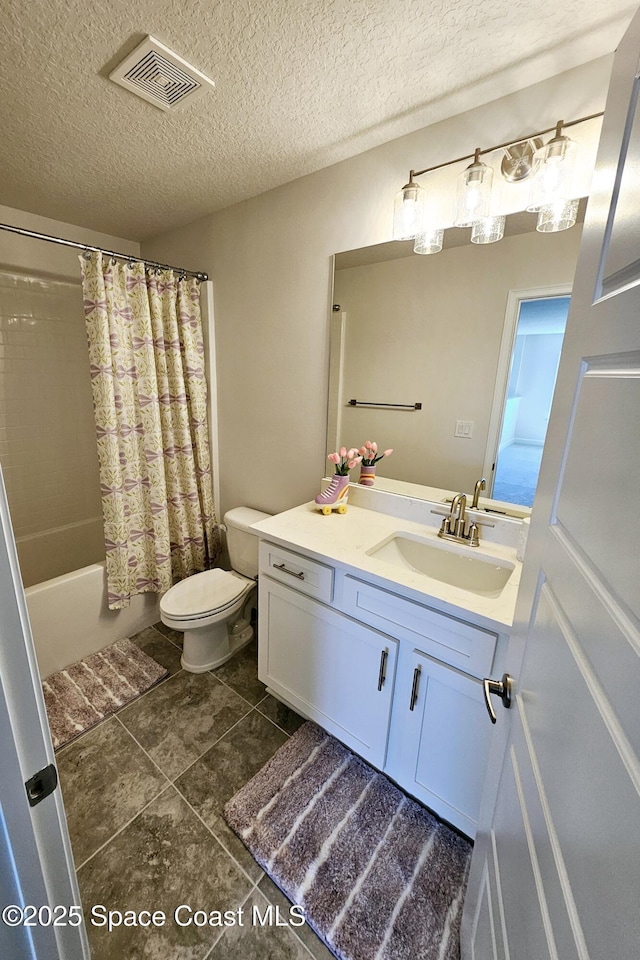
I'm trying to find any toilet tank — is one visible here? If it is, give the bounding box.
[224,507,271,579]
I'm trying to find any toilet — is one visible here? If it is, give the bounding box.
[159,507,271,673]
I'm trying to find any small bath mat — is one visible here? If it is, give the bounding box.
[224,721,472,960]
[43,638,168,750]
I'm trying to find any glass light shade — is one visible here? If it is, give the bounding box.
[414,228,444,255]
[393,180,426,240]
[454,159,493,227]
[527,135,577,212]
[470,215,505,244]
[536,198,579,233]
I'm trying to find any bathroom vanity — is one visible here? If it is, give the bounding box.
[252,485,523,839]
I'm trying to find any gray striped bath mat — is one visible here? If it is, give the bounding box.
[43,638,168,749]
[224,721,472,960]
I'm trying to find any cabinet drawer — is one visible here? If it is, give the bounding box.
[342,576,496,678]
[259,540,334,603]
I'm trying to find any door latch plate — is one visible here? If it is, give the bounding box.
[25,764,58,807]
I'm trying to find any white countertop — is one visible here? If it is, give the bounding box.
[252,499,522,631]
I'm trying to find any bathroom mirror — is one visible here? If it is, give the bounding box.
[328,206,586,512]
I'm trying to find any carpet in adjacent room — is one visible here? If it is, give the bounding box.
[43,637,168,749]
[224,721,472,960]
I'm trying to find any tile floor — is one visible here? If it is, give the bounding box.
[492,441,543,507]
[55,624,333,960]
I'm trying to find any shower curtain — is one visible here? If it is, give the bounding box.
[80,252,221,609]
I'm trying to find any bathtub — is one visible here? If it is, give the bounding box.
[25,561,161,680]
[16,516,105,588]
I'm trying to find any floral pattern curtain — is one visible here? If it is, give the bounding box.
[80,252,221,609]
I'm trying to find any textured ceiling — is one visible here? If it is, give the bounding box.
[0,0,635,240]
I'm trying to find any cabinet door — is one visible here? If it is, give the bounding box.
[387,651,492,837]
[258,577,397,769]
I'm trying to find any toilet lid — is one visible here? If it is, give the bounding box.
[160,569,249,619]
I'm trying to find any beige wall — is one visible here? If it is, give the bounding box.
[334,227,582,493]
[142,57,613,517]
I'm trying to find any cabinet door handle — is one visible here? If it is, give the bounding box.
[273,562,305,581]
[377,648,388,691]
[409,665,421,711]
[482,673,513,723]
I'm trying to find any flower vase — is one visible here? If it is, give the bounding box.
[315,474,350,514]
[359,464,376,486]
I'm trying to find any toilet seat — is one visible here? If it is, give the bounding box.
[160,569,253,623]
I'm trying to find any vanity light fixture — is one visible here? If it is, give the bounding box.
[471,215,506,244]
[527,121,578,212]
[500,138,543,182]
[536,197,579,233]
[454,149,494,228]
[393,174,426,240]
[393,112,602,253]
[414,226,444,255]
[528,121,580,232]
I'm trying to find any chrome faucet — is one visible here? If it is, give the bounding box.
[471,477,486,510]
[438,492,480,546]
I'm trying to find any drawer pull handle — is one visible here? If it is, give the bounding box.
[377,648,388,691]
[409,665,422,711]
[273,562,305,581]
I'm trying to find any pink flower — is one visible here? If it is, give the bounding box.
[339,446,347,458]
[357,439,393,466]
[348,456,363,469]
[328,452,340,464]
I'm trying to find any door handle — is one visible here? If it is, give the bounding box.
[483,673,513,723]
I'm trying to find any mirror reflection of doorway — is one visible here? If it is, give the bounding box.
[492,295,570,506]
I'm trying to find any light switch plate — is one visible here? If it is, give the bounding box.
[455,420,474,438]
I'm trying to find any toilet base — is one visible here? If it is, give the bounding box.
[180,620,253,673]
[180,617,254,673]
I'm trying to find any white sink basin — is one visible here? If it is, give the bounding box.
[366,532,515,596]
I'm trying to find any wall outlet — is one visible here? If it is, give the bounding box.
[455,419,474,438]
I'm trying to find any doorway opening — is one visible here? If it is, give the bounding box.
[488,293,570,507]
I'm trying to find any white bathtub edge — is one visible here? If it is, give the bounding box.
[26,563,161,680]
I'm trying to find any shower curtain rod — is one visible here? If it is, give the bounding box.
[0,221,208,281]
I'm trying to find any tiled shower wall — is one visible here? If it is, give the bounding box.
[0,269,103,585]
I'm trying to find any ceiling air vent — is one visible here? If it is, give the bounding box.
[109,36,215,111]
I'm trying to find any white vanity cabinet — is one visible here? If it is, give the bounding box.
[385,650,493,837]
[341,574,497,837]
[258,543,397,769]
[258,538,501,838]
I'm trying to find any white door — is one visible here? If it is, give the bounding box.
[462,10,640,960]
[0,468,89,960]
